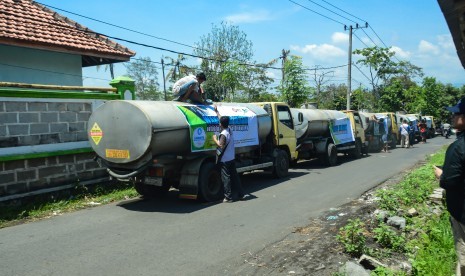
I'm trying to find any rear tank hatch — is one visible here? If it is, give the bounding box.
[88,101,152,164]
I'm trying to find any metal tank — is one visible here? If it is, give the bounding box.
[291,108,347,141]
[87,101,272,167]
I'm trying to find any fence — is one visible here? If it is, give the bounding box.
[0,77,135,203]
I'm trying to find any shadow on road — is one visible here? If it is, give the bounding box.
[118,170,307,213]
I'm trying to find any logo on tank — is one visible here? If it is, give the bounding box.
[192,127,206,148]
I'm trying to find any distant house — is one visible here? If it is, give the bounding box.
[0,0,135,86]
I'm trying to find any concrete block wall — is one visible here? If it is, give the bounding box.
[0,99,108,201]
[0,101,91,147]
[0,152,107,197]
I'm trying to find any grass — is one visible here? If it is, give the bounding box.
[337,146,457,275]
[0,181,139,229]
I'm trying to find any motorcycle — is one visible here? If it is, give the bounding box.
[443,126,452,139]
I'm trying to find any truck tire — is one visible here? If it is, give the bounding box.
[322,143,338,166]
[198,161,223,202]
[349,139,362,159]
[134,181,170,198]
[272,149,289,178]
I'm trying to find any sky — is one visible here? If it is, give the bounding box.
[36,0,465,91]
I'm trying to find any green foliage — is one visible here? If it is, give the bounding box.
[124,57,162,100]
[0,182,138,229]
[375,165,437,212]
[409,213,455,276]
[194,22,260,101]
[372,266,407,276]
[373,223,406,252]
[353,46,397,99]
[337,218,367,257]
[277,55,310,107]
[337,146,454,275]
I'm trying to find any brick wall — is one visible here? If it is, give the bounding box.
[0,152,107,197]
[0,101,91,147]
[0,99,108,201]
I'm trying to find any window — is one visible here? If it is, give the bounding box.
[277,105,293,129]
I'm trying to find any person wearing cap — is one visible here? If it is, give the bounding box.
[434,97,465,275]
[172,72,207,104]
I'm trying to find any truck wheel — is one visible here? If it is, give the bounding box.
[198,162,223,202]
[323,143,338,166]
[272,149,289,178]
[390,135,397,149]
[349,139,362,159]
[134,181,169,198]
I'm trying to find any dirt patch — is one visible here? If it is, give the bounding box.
[231,169,412,275]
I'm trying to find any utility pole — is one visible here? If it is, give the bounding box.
[161,58,167,101]
[345,23,368,110]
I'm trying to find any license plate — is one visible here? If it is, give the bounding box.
[144,177,163,186]
[105,149,130,159]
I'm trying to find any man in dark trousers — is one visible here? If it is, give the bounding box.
[434,97,465,275]
[212,106,245,202]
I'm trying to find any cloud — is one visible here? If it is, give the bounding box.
[437,34,454,50]
[418,40,440,55]
[290,44,345,59]
[224,10,273,24]
[331,32,348,44]
[390,46,411,59]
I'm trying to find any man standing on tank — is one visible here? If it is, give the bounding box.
[212,106,246,203]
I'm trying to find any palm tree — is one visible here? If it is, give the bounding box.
[164,54,194,83]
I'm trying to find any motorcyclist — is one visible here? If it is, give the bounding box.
[443,122,451,138]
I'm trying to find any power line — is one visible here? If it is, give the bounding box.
[35,1,202,52]
[287,0,345,26]
[360,28,378,47]
[320,0,367,24]
[353,32,370,48]
[305,0,359,25]
[352,62,372,83]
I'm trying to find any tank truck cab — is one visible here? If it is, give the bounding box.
[378,112,399,149]
[359,112,384,152]
[342,110,368,157]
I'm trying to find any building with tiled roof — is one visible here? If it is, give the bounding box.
[0,0,136,86]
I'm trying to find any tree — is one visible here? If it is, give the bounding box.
[309,66,334,107]
[277,56,310,107]
[193,22,254,101]
[164,54,194,83]
[124,57,162,100]
[319,83,348,110]
[353,46,396,101]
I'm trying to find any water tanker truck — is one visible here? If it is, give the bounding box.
[291,108,367,166]
[87,100,299,201]
[87,100,369,201]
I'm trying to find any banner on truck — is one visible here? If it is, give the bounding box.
[329,117,355,145]
[177,104,259,152]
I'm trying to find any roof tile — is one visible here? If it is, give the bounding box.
[0,0,135,61]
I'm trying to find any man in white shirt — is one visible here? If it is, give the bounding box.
[172,72,206,104]
[212,108,245,202]
[399,119,411,148]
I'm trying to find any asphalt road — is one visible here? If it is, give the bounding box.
[0,137,451,276]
